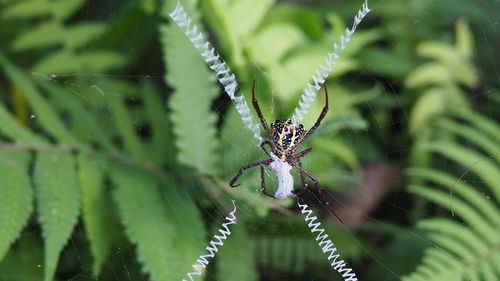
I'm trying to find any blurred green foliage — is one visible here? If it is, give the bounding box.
[0,0,499,280]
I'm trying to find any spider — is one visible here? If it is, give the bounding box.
[229,81,342,222]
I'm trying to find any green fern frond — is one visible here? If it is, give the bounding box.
[0,102,45,144]
[36,78,117,152]
[141,81,175,165]
[407,168,500,228]
[107,92,147,159]
[2,0,53,19]
[51,0,84,21]
[0,150,33,261]
[437,118,500,162]
[161,1,219,176]
[78,154,113,277]
[0,54,79,146]
[12,22,64,51]
[34,151,80,281]
[405,112,500,281]
[417,141,500,201]
[111,164,205,281]
[451,109,500,147]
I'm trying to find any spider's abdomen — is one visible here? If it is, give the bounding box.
[271,119,306,156]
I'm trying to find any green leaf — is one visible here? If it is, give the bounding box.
[314,113,368,137]
[141,81,174,165]
[32,51,79,74]
[455,19,473,59]
[0,53,79,145]
[408,168,500,229]
[63,23,105,49]
[418,219,488,258]
[405,63,452,88]
[13,23,64,51]
[313,138,358,169]
[93,3,158,62]
[0,102,46,144]
[2,0,52,19]
[437,118,500,162]
[418,141,500,201]
[218,228,258,281]
[111,165,205,281]
[161,20,219,175]
[33,51,127,74]
[409,185,497,243]
[409,89,444,134]
[106,91,146,159]
[418,41,477,88]
[215,0,273,37]
[36,78,116,152]
[76,51,128,72]
[246,23,306,66]
[453,109,500,144]
[276,49,356,100]
[200,0,251,68]
[51,0,85,21]
[78,154,113,277]
[0,150,33,261]
[34,151,80,281]
[262,6,323,40]
[359,47,415,79]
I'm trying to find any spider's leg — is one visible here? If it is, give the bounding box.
[294,164,343,224]
[291,148,312,160]
[293,87,329,152]
[293,160,309,196]
[260,140,272,156]
[260,165,275,198]
[230,159,273,187]
[251,81,275,150]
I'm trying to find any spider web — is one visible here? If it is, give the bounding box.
[0,0,499,280]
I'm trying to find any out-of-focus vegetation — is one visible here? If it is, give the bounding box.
[0,0,499,280]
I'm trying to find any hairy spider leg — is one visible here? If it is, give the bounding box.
[292,87,329,152]
[294,160,309,193]
[251,81,276,151]
[229,158,273,187]
[289,149,313,195]
[260,165,275,198]
[291,148,312,160]
[260,140,272,156]
[294,164,343,224]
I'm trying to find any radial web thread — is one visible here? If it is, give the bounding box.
[182,202,237,281]
[291,0,371,124]
[169,1,263,145]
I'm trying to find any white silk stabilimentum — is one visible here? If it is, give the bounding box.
[291,0,371,124]
[269,153,294,199]
[169,2,263,145]
[182,201,237,281]
[298,200,358,281]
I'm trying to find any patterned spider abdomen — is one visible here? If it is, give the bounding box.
[271,119,306,158]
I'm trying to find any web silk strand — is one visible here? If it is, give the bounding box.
[169,2,263,145]
[182,201,237,281]
[291,0,371,124]
[297,200,359,281]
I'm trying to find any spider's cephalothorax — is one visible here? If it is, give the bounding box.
[229,81,343,223]
[271,119,306,159]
